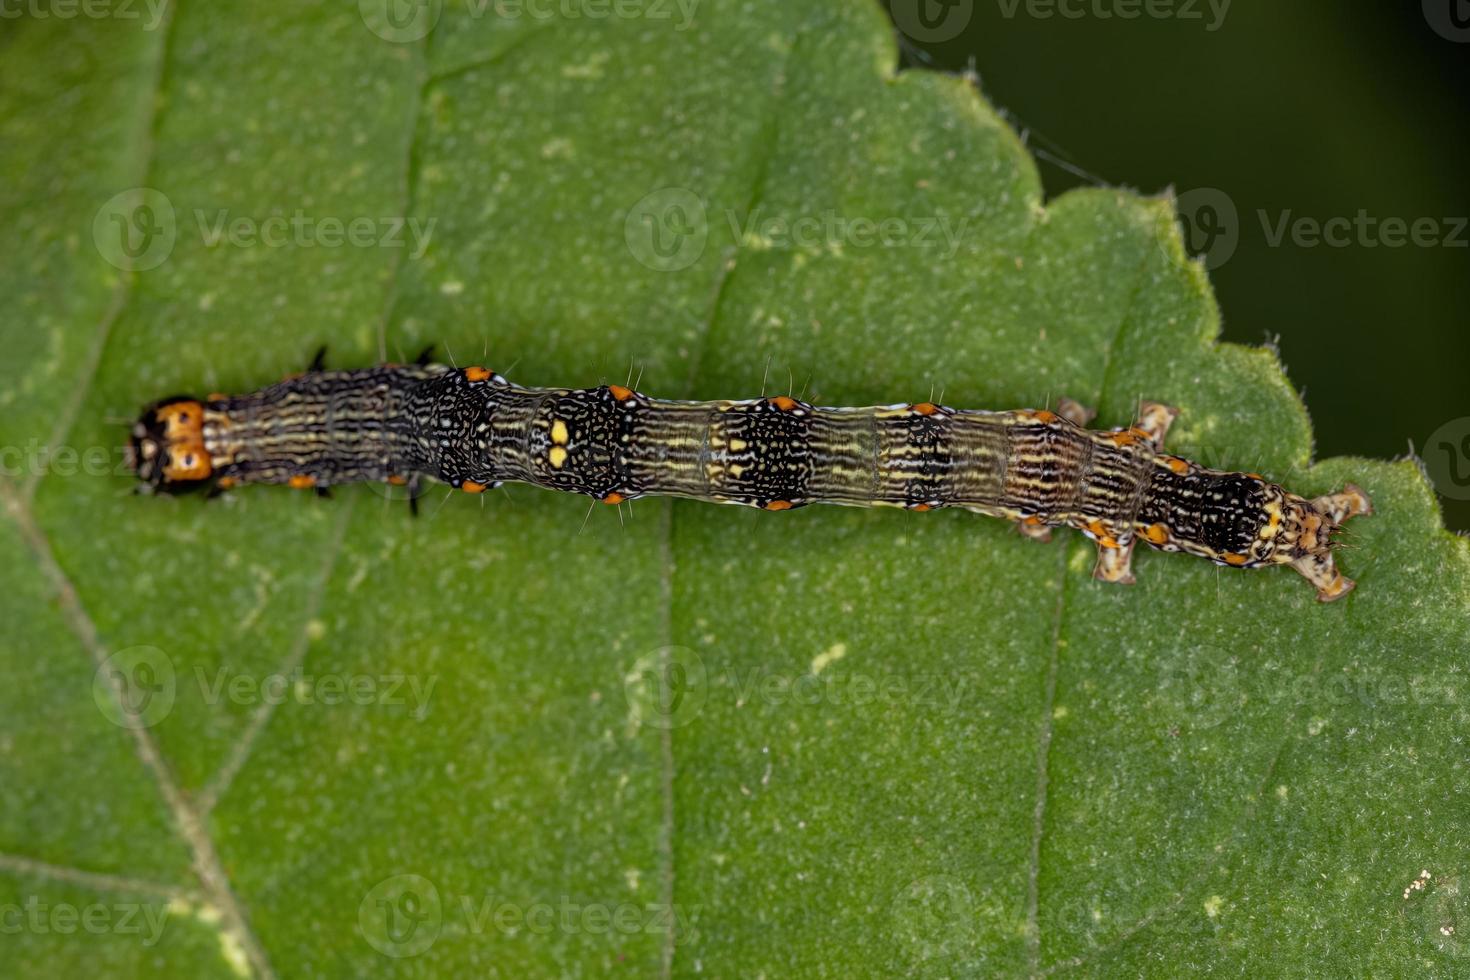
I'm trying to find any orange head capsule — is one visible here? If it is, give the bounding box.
[128,397,215,492]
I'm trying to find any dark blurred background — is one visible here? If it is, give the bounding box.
[883,0,1470,531]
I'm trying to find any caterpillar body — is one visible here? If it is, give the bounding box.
[128,356,1371,601]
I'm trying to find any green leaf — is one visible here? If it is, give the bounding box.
[2,1,1468,976]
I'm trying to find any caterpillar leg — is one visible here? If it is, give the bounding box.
[1290,483,1372,602]
[1093,538,1137,586]
[1292,553,1355,603]
[1018,517,1053,544]
[1133,401,1180,450]
[1313,483,1373,523]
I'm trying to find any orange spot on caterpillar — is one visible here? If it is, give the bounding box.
[1166,457,1191,475]
[206,392,228,402]
[215,476,238,490]
[387,475,408,486]
[765,500,794,511]
[462,481,488,493]
[1245,472,1265,481]
[288,474,317,489]
[912,503,933,512]
[770,396,798,412]
[911,402,940,416]
[1023,515,1045,526]
[1224,553,1250,566]
[464,366,492,382]
[608,384,634,402]
[1109,431,1140,447]
[1142,523,1170,545]
[603,492,626,505]
[1031,410,1058,424]
[1098,535,1120,549]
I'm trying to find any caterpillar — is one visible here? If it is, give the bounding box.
[127,351,1371,601]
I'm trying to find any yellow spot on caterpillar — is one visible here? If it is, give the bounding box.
[608,384,634,401]
[810,642,847,675]
[288,474,316,489]
[549,446,568,468]
[462,481,488,493]
[766,500,793,511]
[551,420,569,445]
[729,439,748,452]
[464,366,492,382]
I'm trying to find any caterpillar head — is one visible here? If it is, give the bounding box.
[128,397,214,492]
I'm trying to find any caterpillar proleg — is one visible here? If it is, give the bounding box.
[127,354,1371,601]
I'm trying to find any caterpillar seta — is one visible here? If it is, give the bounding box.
[127,349,1371,601]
